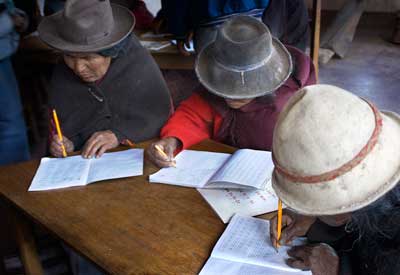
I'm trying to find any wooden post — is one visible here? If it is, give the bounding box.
[13,213,44,275]
[311,0,321,82]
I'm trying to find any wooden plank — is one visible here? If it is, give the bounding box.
[310,0,321,82]
[0,140,277,275]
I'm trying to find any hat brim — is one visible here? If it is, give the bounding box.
[272,111,400,216]
[195,38,293,99]
[38,4,135,53]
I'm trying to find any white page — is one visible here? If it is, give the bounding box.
[87,149,144,183]
[149,150,230,188]
[29,156,90,191]
[208,149,273,189]
[211,215,310,273]
[197,181,279,223]
[199,257,310,275]
[140,40,171,51]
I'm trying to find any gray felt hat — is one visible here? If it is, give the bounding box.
[195,15,293,99]
[38,0,135,53]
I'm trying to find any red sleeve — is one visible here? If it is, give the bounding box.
[160,93,215,149]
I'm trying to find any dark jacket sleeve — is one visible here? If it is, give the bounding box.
[307,219,355,275]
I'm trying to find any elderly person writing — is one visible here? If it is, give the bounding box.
[146,15,315,167]
[269,85,400,275]
[39,0,171,159]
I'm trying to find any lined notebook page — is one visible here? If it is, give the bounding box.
[211,215,311,273]
[149,150,231,188]
[200,257,310,275]
[208,149,273,189]
[29,156,90,191]
[197,183,279,223]
[87,149,144,183]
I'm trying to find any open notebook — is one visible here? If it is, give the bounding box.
[29,149,143,191]
[149,149,273,189]
[199,215,311,275]
[197,181,280,223]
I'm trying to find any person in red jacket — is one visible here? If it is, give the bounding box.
[146,15,316,167]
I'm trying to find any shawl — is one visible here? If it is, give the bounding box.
[50,35,171,149]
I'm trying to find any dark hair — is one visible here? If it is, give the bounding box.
[98,33,132,58]
[346,183,400,274]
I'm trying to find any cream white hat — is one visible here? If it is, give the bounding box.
[272,84,400,215]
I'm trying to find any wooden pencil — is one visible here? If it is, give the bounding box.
[52,109,67,157]
[277,199,283,248]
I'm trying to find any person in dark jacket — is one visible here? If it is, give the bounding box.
[154,0,310,55]
[38,0,171,159]
[269,84,400,275]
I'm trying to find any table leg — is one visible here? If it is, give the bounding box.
[13,212,44,275]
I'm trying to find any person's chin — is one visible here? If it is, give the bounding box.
[80,75,96,82]
[228,104,243,109]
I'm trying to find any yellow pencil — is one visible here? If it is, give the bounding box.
[52,109,67,157]
[277,199,283,248]
[155,144,176,167]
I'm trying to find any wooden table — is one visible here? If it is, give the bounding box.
[138,32,195,70]
[0,140,275,275]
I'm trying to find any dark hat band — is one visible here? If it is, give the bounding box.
[213,52,271,72]
[84,29,112,45]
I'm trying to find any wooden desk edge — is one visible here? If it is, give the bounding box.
[0,139,277,274]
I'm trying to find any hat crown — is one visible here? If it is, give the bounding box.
[273,85,376,176]
[271,84,400,215]
[213,15,272,70]
[59,0,114,46]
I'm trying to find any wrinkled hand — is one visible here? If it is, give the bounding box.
[146,137,181,167]
[270,210,316,248]
[50,135,74,158]
[176,31,194,56]
[82,130,119,159]
[287,243,339,275]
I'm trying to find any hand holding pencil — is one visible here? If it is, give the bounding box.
[50,109,74,158]
[146,137,181,168]
[269,209,316,248]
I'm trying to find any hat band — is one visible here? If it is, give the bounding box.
[85,30,111,45]
[272,99,383,184]
[213,53,270,73]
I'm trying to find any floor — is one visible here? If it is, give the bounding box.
[319,16,400,113]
